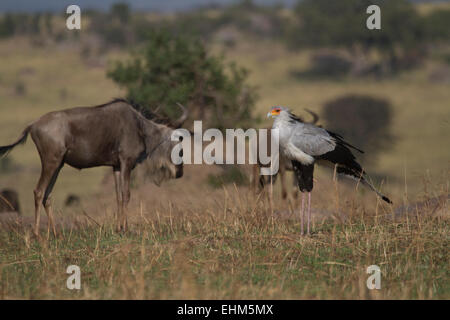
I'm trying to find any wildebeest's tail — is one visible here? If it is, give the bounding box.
[0,126,31,158]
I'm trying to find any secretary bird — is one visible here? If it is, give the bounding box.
[267,106,392,235]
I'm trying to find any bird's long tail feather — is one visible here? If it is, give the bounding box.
[336,166,392,204]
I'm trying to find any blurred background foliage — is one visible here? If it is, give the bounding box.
[1,1,449,80]
[0,0,448,201]
[1,0,448,71]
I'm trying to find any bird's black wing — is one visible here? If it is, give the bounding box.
[326,130,364,154]
[292,160,314,192]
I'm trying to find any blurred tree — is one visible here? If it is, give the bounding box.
[289,0,426,74]
[423,9,450,43]
[322,94,394,164]
[0,14,15,38]
[31,13,41,35]
[44,12,53,35]
[88,3,133,47]
[110,2,131,25]
[108,30,257,129]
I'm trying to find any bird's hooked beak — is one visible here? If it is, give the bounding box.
[267,107,282,118]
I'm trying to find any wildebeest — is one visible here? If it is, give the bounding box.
[252,110,320,199]
[0,189,21,214]
[0,99,187,235]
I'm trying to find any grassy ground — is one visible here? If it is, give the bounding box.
[0,186,448,299]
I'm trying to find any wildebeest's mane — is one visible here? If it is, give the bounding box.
[101,98,174,126]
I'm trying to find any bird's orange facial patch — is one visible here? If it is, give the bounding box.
[270,107,281,116]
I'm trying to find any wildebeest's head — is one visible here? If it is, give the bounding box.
[141,104,188,186]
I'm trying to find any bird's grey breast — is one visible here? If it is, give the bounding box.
[272,116,298,145]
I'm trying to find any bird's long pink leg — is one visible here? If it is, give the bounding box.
[307,192,311,235]
[301,193,305,235]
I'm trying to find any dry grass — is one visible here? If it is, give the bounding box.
[0,180,448,299]
[1,163,449,299]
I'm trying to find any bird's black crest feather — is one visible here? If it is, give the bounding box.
[288,113,305,124]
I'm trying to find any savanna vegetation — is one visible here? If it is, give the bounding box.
[0,0,448,299]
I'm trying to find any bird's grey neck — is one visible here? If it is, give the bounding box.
[273,112,298,128]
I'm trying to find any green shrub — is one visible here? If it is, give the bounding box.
[108,30,258,129]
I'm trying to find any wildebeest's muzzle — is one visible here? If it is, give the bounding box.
[175,164,183,179]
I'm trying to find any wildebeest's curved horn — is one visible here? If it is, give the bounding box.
[172,103,189,128]
[304,109,319,125]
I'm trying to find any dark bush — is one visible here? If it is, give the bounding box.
[311,52,352,76]
[0,158,13,173]
[14,81,26,96]
[0,189,20,214]
[322,95,394,164]
[291,51,352,79]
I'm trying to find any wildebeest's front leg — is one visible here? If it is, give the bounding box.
[113,168,123,232]
[118,161,132,232]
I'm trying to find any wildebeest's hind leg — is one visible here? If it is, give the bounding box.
[34,159,64,237]
[113,168,123,232]
[43,162,64,238]
[279,169,287,200]
[251,164,259,195]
